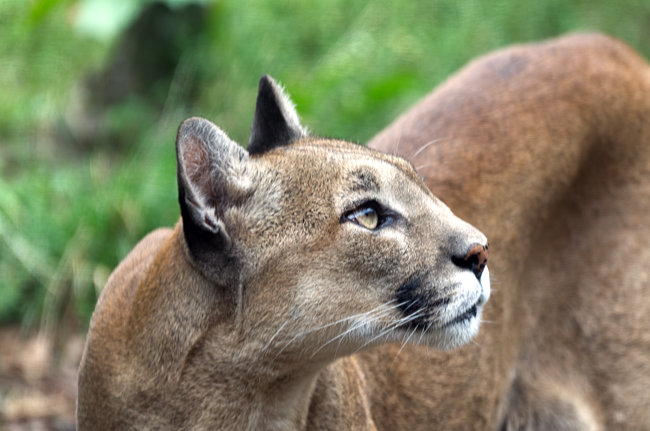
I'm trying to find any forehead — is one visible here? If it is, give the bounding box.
[258,137,426,189]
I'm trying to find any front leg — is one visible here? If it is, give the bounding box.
[499,376,600,431]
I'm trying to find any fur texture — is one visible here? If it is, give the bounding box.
[78,77,489,429]
[368,32,650,430]
[78,34,650,430]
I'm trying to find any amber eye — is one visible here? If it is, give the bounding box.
[347,206,379,230]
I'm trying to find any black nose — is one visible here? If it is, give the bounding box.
[452,243,488,280]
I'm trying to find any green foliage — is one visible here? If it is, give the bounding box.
[1,0,649,328]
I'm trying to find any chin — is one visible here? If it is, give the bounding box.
[419,305,485,350]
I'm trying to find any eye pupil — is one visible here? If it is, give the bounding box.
[349,207,379,230]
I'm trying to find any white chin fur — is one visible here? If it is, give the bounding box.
[424,312,482,350]
[479,266,490,305]
[363,268,492,352]
[420,269,491,350]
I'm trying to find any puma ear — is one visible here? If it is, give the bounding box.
[247,75,308,155]
[176,117,249,263]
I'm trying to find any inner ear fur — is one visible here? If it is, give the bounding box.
[247,75,308,155]
[176,117,249,269]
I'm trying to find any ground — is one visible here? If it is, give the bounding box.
[0,327,81,431]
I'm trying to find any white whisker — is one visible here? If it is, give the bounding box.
[414,162,435,172]
[409,138,444,160]
[394,128,404,155]
[352,309,426,355]
[292,301,396,338]
[311,304,400,358]
[331,302,410,356]
[393,325,419,362]
[416,321,428,347]
[261,318,293,353]
[274,300,402,360]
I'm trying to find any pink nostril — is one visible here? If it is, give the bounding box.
[452,243,489,280]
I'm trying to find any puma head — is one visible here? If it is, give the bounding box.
[175,75,490,363]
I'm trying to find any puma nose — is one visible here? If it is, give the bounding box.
[452,243,489,280]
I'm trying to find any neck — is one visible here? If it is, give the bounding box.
[191,347,326,430]
[256,369,321,430]
[186,347,374,429]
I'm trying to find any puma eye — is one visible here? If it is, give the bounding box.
[347,206,379,230]
[342,201,399,230]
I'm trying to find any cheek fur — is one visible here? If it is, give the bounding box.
[339,230,411,283]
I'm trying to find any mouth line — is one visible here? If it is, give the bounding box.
[397,298,481,333]
[444,303,478,327]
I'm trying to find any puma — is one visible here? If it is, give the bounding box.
[77,75,490,428]
[77,33,650,430]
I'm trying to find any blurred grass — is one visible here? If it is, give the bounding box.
[1,0,649,329]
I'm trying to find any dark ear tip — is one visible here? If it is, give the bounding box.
[258,74,275,88]
[257,75,278,98]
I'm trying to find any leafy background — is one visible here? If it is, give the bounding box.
[2,0,650,333]
[1,0,650,428]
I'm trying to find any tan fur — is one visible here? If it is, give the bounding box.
[368,33,650,430]
[77,33,650,430]
[78,127,489,428]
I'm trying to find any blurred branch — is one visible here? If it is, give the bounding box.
[0,211,54,286]
[41,224,90,337]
